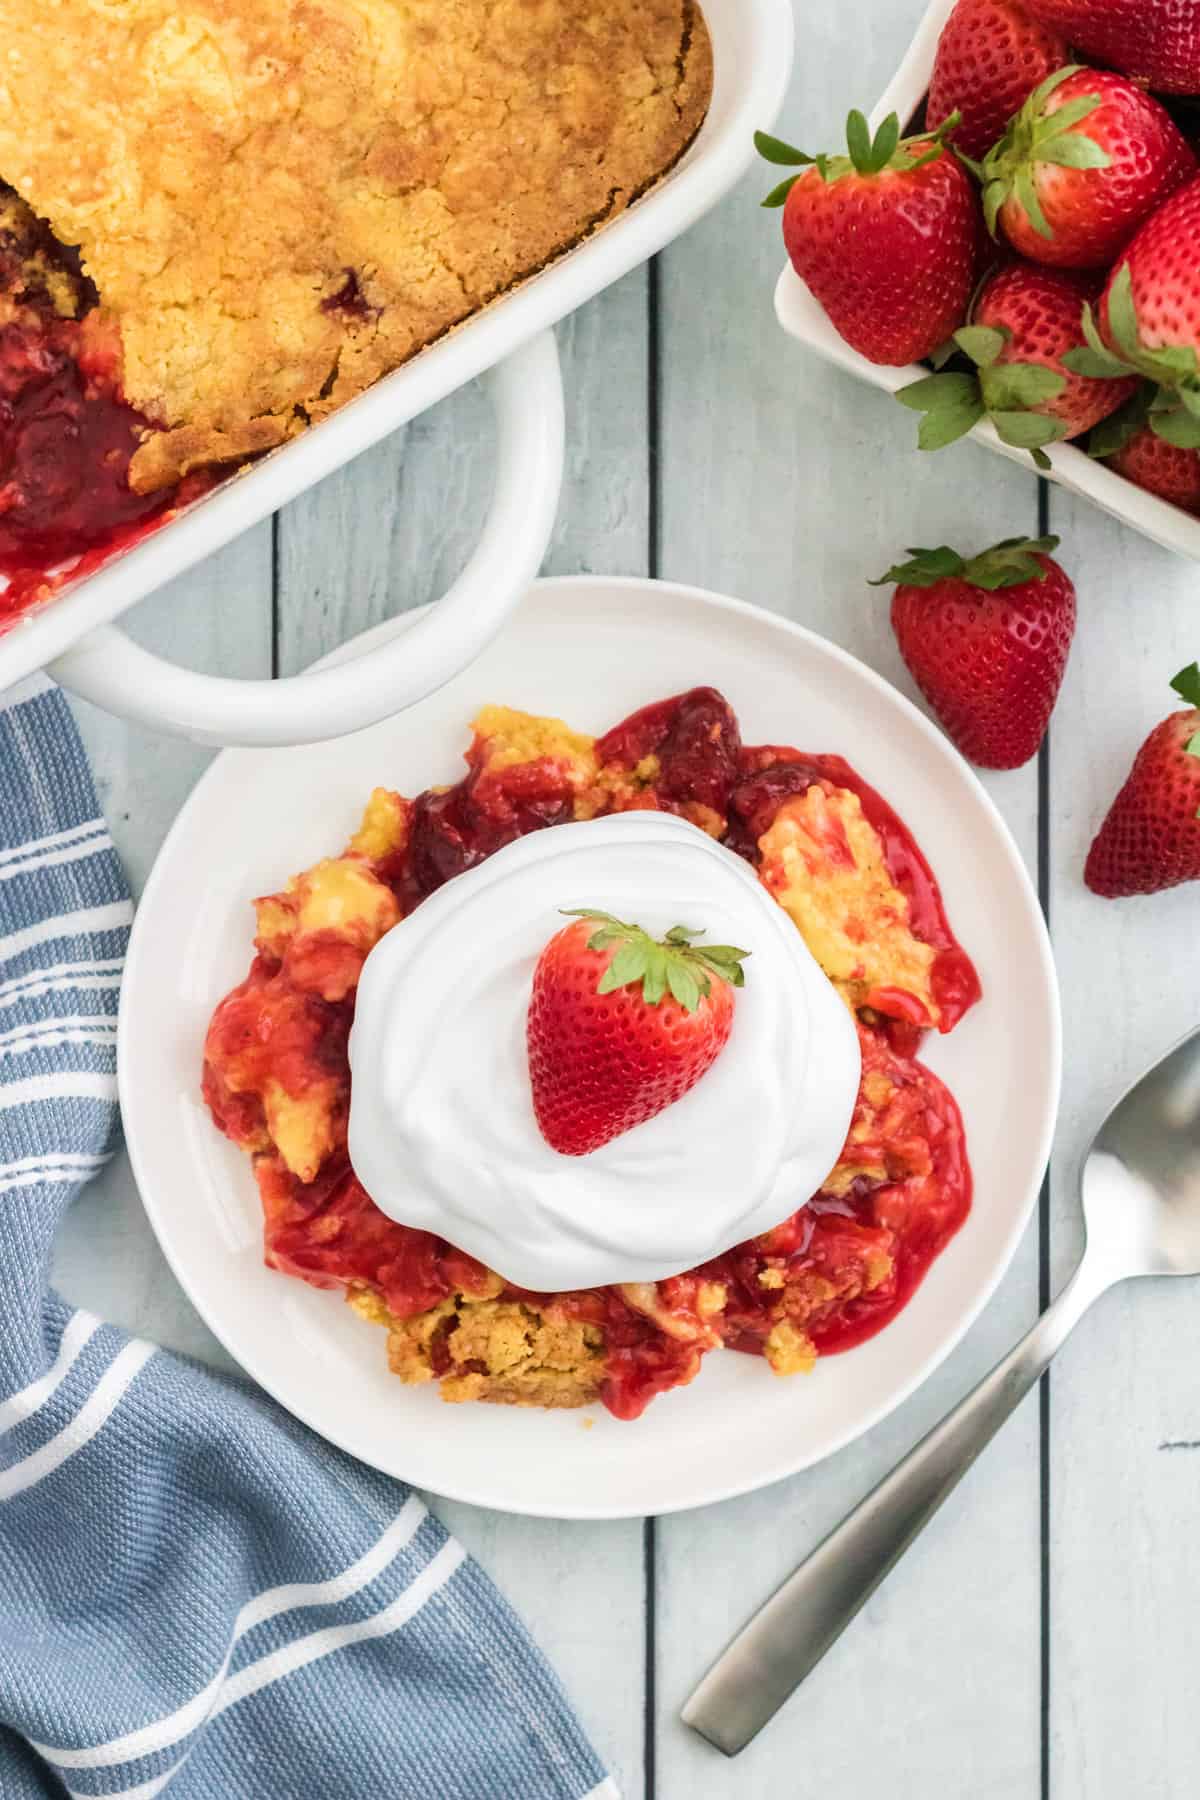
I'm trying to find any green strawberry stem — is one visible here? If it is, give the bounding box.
[1169,668,1200,813]
[754,108,960,208]
[978,66,1109,242]
[1172,666,1200,816]
[1086,381,1152,459]
[869,535,1060,591]
[1068,267,1200,448]
[896,322,1071,469]
[1171,662,1200,711]
[560,909,749,1013]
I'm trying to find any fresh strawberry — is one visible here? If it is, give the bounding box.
[927,0,1068,164]
[898,262,1135,465]
[1085,665,1200,898]
[757,111,980,366]
[1069,181,1200,457]
[1023,0,1200,97]
[526,910,749,1156]
[979,68,1195,270]
[1110,428,1200,513]
[1088,384,1200,514]
[874,534,1075,770]
[1102,176,1200,367]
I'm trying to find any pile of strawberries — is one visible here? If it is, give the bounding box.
[762,0,1200,511]
[761,0,1200,900]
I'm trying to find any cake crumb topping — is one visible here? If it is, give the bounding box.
[0,0,711,491]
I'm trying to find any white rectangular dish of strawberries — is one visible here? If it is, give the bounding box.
[771,0,1200,561]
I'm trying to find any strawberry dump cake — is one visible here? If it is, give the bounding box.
[0,0,709,626]
[203,688,980,1421]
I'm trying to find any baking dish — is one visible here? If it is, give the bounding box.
[773,0,1200,563]
[3,0,794,747]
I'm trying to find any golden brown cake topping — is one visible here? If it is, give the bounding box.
[0,0,711,491]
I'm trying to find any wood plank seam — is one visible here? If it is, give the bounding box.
[644,249,662,1800]
[271,513,281,680]
[1038,472,1053,1800]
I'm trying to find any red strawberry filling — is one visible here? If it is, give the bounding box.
[594,686,742,825]
[0,186,208,629]
[727,744,981,1047]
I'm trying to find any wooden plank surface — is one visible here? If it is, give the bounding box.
[41,0,1200,1794]
[1042,498,1200,1800]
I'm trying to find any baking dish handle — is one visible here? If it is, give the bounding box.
[47,330,564,747]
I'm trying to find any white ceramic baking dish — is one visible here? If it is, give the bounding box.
[3,0,794,747]
[773,0,1200,563]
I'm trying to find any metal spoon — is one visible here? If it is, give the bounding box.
[682,1026,1200,1757]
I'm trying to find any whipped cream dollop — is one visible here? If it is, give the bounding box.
[348,813,862,1292]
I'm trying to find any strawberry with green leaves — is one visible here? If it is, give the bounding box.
[1065,182,1200,455]
[874,534,1075,770]
[758,110,980,366]
[526,910,749,1156]
[926,0,1068,165]
[977,68,1194,270]
[1085,665,1200,898]
[1088,384,1200,515]
[897,262,1135,466]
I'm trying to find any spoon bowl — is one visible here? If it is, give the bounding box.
[1084,1028,1200,1282]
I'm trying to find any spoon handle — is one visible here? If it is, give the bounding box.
[681,1257,1110,1757]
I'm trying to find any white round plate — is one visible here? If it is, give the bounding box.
[120,575,1061,1519]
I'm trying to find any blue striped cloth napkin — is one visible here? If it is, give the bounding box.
[0,675,616,1800]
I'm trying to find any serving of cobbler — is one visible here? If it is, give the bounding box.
[0,0,710,623]
[202,687,981,1422]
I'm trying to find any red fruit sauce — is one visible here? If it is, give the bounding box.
[0,191,203,632]
[727,743,982,1050]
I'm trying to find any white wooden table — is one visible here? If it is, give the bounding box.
[52,2,1200,1792]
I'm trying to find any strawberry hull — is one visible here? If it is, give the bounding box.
[772,0,1200,564]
